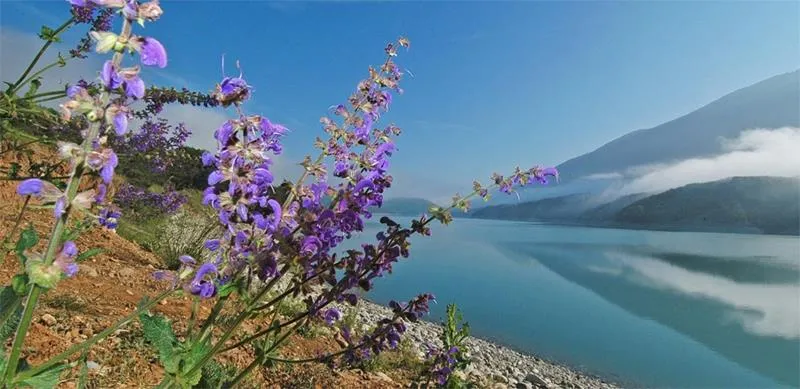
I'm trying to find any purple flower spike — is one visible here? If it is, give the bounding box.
[138,37,167,68]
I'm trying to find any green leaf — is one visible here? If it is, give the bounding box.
[15,225,39,265]
[24,79,42,99]
[139,313,179,373]
[180,340,210,388]
[1,286,23,342]
[37,26,60,43]
[75,248,105,263]
[16,362,68,389]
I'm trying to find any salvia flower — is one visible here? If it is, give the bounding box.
[213,77,251,106]
[131,36,167,68]
[53,241,80,278]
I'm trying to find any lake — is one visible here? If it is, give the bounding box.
[355,216,800,388]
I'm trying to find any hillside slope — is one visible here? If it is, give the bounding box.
[615,176,799,235]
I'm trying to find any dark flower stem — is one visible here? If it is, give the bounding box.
[0,195,31,252]
[8,17,75,96]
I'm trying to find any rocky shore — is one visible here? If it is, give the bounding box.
[350,300,621,389]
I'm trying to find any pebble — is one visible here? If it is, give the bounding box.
[80,264,99,278]
[40,313,57,326]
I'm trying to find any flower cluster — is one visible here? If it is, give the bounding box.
[115,183,187,215]
[424,345,462,386]
[113,118,191,172]
[16,0,168,279]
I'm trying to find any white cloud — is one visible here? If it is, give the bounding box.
[617,127,800,195]
[606,250,800,339]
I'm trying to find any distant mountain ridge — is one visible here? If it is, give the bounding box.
[556,70,800,181]
[471,177,799,236]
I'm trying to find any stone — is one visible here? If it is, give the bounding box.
[40,313,57,326]
[373,372,394,383]
[80,264,99,278]
[526,372,550,387]
[119,267,136,277]
[517,382,534,389]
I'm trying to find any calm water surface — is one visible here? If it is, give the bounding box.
[355,217,799,388]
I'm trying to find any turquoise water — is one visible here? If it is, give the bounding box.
[356,217,800,388]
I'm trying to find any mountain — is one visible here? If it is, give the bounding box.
[557,70,800,181]
[471,193,596,221]
[614,176,799,235]
[470,177,799,235]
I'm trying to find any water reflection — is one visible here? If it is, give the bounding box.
[513,241,800,387]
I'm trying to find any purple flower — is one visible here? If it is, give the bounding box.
[204,239,220,251]
[201,151,216,167]
[214,77,251,106]
[188,262,217,299]
[113,111,128,135]
[54,197,67,219]
[98,207,121,230]
[66,85,84,98]
[101,61,122,89]
[54,241,79,278]
[323,308,342,325]
[17,179,45,196]
[124,76,145,99]
[100,150,118,184]
[137,37,167,68]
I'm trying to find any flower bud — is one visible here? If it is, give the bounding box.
[90,31,118,53]
[58,141,83,161]
[86,110,100,122]
[26,259,62,289]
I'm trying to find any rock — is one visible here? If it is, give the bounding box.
[119,267,136,277]
[373,372,394,383]
[80,264,99,278]
[86,361,101,370]
[40,313,57,326]
[517,382,534,389]
[526,372,550,387]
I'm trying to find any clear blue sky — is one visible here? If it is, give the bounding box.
[2,1,799,200]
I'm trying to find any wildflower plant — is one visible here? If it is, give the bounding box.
[0,1,559,387]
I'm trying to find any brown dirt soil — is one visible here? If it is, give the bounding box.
[0,174,413,388]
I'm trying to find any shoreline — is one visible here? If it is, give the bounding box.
[346,298,623,389]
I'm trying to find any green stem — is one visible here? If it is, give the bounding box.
[14,62,65,97]
[33,94,68,104]
[11,289,175,383]
[8,17,75,95]
[3,17,134,384]
[22,90,66,100]
[186,297,199,341]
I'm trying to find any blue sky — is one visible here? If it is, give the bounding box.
[2,0,798,200]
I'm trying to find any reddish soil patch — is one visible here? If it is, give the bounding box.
[0,174,410,388]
